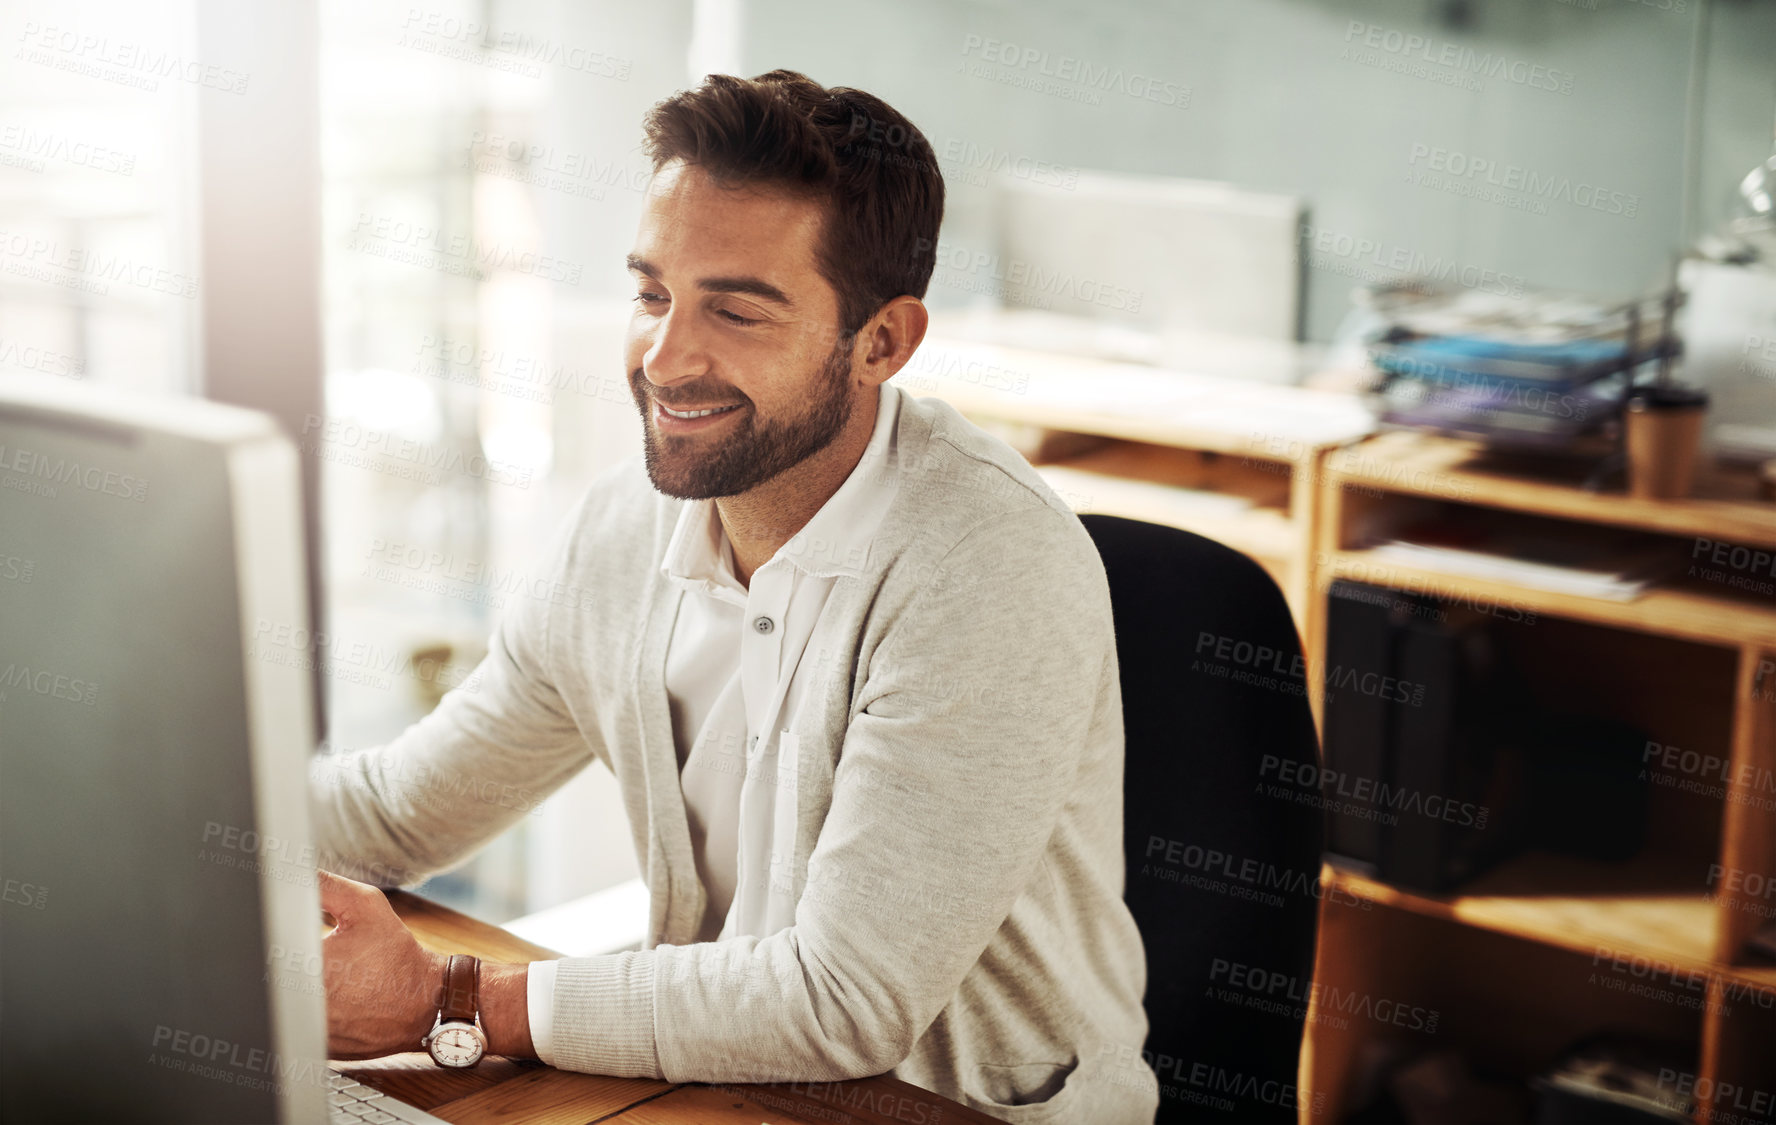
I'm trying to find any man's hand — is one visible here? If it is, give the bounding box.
[318,869,447,1059]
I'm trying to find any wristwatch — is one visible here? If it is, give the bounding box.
[422,954,488,1068]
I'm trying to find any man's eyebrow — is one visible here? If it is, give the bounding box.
[624,255,794,308]
[701,276,794,307]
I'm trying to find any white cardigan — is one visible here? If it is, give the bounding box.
[309,382,1161,1124]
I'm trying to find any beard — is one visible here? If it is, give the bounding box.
[630,332,856,501]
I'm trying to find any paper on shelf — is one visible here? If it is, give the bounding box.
[902,335,1375,447]
[1363,536,1680,602]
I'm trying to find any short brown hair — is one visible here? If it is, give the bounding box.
[641,69,945,337]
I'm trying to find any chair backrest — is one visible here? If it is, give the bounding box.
[1080,514,1324,1124]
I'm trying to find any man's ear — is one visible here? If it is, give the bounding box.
[860,295,929,381]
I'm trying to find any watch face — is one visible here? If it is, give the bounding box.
[429,1023,484,1068]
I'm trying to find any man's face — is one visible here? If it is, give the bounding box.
[625,161,860,501]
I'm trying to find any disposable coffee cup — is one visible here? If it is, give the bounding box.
[1625,385,1708,500]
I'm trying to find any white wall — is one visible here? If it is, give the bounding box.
[732,0,1776,341]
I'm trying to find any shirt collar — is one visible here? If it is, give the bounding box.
[661,381,903,595]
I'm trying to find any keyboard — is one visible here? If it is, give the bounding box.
[327,1068,452,1124]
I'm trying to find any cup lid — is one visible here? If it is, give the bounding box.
[1627,384,1709,410]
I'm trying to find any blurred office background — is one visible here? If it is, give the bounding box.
[2,0,1772,938]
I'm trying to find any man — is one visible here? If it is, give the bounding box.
[310,69,1160,1124]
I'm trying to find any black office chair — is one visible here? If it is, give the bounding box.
[1080,514,1325,1125]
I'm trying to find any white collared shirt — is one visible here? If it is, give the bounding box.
[528,382,903,1061]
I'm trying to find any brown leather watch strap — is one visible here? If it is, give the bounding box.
[440,954,480,1022]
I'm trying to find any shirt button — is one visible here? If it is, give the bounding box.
[753,615,775,634]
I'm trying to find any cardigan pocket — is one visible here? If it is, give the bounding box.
[972,1054,1079,1111]
[966,1052,1086,1116]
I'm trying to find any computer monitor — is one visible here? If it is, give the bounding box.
[0,375,327,1122]
[992,170,1306,341]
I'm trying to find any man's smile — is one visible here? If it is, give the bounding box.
[655,397,748,430]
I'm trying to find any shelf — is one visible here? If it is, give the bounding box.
[1327,431,1776,549]
[1327,855,1776,997]
[1324,548,1776,648]
[899,335,1374,459]
[1034,445,1299,561]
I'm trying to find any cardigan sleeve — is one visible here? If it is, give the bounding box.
[540,502,1118,1083]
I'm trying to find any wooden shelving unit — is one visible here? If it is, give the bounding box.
[905,336,1776,1123]
[1322,551,1776,651]
[897,336,1371,615]
[1327,858,1776,995]
[1307,430,1776,1125]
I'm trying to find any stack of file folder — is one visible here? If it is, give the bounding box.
[1359,282,1679,451]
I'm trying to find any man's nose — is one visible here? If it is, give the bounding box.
[640,307,712,385]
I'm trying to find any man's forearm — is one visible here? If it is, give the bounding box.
[480,961,536,1060]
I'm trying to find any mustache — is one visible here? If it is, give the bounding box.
[630,368,749,409]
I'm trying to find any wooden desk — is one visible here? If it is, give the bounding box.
[333,891,1006,1124]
